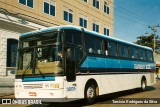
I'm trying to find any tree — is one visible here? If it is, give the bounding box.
[135,34,160,50]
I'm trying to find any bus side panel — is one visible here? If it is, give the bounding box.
[75,73,153,98]
[99,73,154,95]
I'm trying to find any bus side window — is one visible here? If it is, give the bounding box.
[119,44,129,58]
[130,47,134,58]
[85,35,95,53]
[94,38,102,54]
[149,51,153,61]
[73,31,82,46]
[108,41,117,56]
[130,47,139,59]
[104,40,108,55]
[146,51,153,61]
[139,49,146,60]
[65,30,82,46]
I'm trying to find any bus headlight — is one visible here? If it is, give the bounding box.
[43,83,60,89]
[15,84,23,89]
[55,84,59,88]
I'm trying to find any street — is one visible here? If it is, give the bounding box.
[1,79,160,107]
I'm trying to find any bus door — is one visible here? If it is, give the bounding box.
[65,46,77,98]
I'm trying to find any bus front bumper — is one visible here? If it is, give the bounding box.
[14,89,67,102]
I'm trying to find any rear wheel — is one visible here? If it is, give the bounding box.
[84,83,96,104]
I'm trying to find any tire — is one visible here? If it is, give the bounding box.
[84,83,96,104]
[140,79,147,91]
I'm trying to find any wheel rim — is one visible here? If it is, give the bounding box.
[142,81,146,89]
[87,86,94,98]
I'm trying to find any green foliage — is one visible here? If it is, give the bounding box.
[135,34,160,50]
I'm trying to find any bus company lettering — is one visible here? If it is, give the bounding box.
[134,64,152,69]
[67,87,76,91]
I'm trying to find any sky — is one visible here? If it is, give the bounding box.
[114,0,160,42]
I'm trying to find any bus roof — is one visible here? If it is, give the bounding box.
[20,25,153,51]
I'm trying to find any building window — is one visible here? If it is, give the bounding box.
[64,9,73,23]
[104,27,109,36]
[7,39,18,67]
[93,0,99,9]
[79,15,87,28]
[82,0,87,3]
[19,0,33,8]
[93,22,99,33]
[104,2,110,14]
[43,0,56,16]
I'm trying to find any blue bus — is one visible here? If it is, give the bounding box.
[15,25,155,104]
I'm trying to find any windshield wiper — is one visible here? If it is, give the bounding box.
[22,61,31,79]
[35,66,45,78]
[35,51,45,78]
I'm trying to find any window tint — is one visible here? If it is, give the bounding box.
[64,10,73,23]
[44,1,55,16]
[64,11,68,21]
[19,0,26,5]
[93,23,99,33]
[44,2,49,14]
[130,47,139,59]
[69,13,73,23]
[95,39,102,54]
[119,44,129,58]
[50,5,55,16]
[139,49,146,60]
[7,39,18,67]
[146,51,153,61]
[19,0,33,8]
[93,0,99,9]
[85,34,102,54]
[108,41,118,56]
[27,0,33,8]
[104,27,109,36]
[82,0,87,3]
[104,2,110,14]
[79,17,87,28]
[65,30,82,46]
[86,35,95,53]
[107,6,110,14]
[75,47,83,63]
[104,40,108,55]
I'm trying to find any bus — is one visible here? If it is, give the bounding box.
[15,25,156,104]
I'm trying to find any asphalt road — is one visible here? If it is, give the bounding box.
[1,79,160,107]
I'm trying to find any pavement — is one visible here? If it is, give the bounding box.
[0,76,14,95]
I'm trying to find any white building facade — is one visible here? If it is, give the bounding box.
[0,13,46,76]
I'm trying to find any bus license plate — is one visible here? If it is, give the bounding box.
[29,92,37,96]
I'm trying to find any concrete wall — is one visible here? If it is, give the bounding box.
[0,76,15,95]
[0,19,36,76]
[154,53,160,64]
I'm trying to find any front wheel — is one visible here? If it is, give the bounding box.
[140,79,147,91]
[84,83,96,104]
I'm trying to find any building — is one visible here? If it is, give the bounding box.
[0,0,114,76]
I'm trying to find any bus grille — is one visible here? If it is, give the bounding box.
[23,83,43,89]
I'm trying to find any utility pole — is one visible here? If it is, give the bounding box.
[148,25,160,55]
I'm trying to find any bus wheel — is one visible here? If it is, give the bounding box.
[84,83,96,104]
[141,79,147,91]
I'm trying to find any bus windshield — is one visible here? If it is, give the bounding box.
[16,31,63,77]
